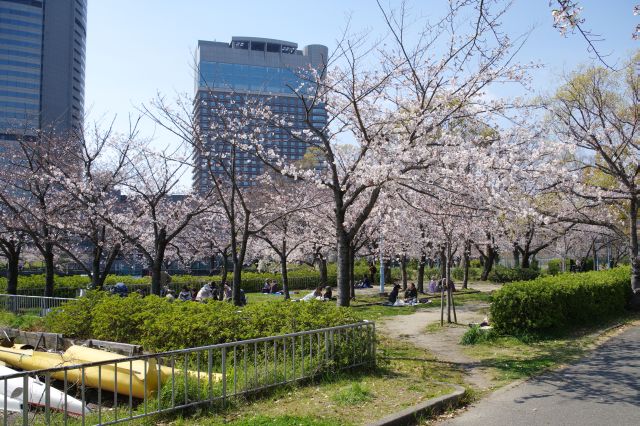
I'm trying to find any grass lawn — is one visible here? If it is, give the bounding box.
[351,290,492,321]
[0,310,43,330]
[462,314,640,387]
[164,337,464,426]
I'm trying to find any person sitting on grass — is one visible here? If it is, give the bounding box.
[196,282,214,301]
[404,283,418,302]
[226,289,248,306]
[223,283,232,300]
[301,286,323,301]
[356,276,372,288]
[261,280,271,294]
[165,289,176,301]
[388,284,401,304]
[269,280,279,294]
[323,286,333,301]
[428,277,437,293]
[178,285,191,302]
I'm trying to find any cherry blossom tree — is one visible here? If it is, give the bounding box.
[0,223,25,294]
[45,122,134,289]
[225,0,534,306]
[0,133,77,296]
[540,56,639,295]
[252,177,328,299]
[88,138,215,295]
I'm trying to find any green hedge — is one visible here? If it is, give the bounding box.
[490,267,632,335]
[44,292,361,352]
[488,266,540,283]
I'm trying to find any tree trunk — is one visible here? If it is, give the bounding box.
[384,259,391,283]
[4,243,21,295]
[318,257,328,287]
[97,244,120,289]
[232,261,242,303]
[150,261,162,296]
[521,254,530,269]
[221,250,229,285]
[400,254,408,290]
[480,243,496,281]
[462,240,470,289]
[91,244,102,289]
[43,242,55,297]
[417,254,426,293]
[349,245,355,299]
[630,198,639,293]
[513,243,520,268]
[7,256,19,295]
[280,251,290,300]
[446,243,451,323]
[336,229,351,306]
[439,247,446,280]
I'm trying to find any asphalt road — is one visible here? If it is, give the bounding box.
[441,325,640,426]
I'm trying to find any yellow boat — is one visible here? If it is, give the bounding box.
[0,345,220,399]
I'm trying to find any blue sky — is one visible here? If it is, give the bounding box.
[85,0,638,140]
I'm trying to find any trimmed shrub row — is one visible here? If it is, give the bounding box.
[44,291,361,352]
[490,267,632,335]
[487,265,540,283]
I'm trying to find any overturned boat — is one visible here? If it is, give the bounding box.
[0,345,220,400]
[0,365,88,416]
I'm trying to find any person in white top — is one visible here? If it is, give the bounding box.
[196,283,214,301]
[300,287,323,301]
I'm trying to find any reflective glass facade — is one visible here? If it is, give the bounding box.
[0,0,42,134]
[194,38,328,193]
[0,0,86,145]
[199,62,311,95]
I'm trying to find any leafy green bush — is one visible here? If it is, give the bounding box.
[460,325,498,345]
[470,259,482,268]
[1,270,339,294]
[43,290,107,338]
[452,267,482,281]
[490,267,632,335]
[45,296,361,352]
[547,259,563,276]
[0,311,44,331]
[487,266,540,283]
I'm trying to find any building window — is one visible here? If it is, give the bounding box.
[250,42,265,52]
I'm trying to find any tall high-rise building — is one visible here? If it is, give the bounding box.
[194,36,328,192]
[0,0,87,143]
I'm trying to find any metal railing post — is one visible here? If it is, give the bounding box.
[221,347,227,407]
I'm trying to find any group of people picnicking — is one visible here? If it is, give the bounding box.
[261,280,281,294]
[298,286,334,302]
[162,282,247,306]
[110,274,451,308]
[386,276,456,306]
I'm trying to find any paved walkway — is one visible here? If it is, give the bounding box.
[440,325,640,426]
[378,302,492,389]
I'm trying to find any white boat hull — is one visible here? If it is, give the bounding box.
[0,366,89,416]
[0,394,22,413]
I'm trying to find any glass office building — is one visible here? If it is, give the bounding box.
[194,37,328,192]
[0,0,86,146]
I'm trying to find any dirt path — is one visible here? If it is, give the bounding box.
[377,301,493,390]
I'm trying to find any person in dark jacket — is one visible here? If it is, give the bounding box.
[323,286,333,300]
[404,283,418,301]
[388,284,401,304]
[178,285,191,302]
